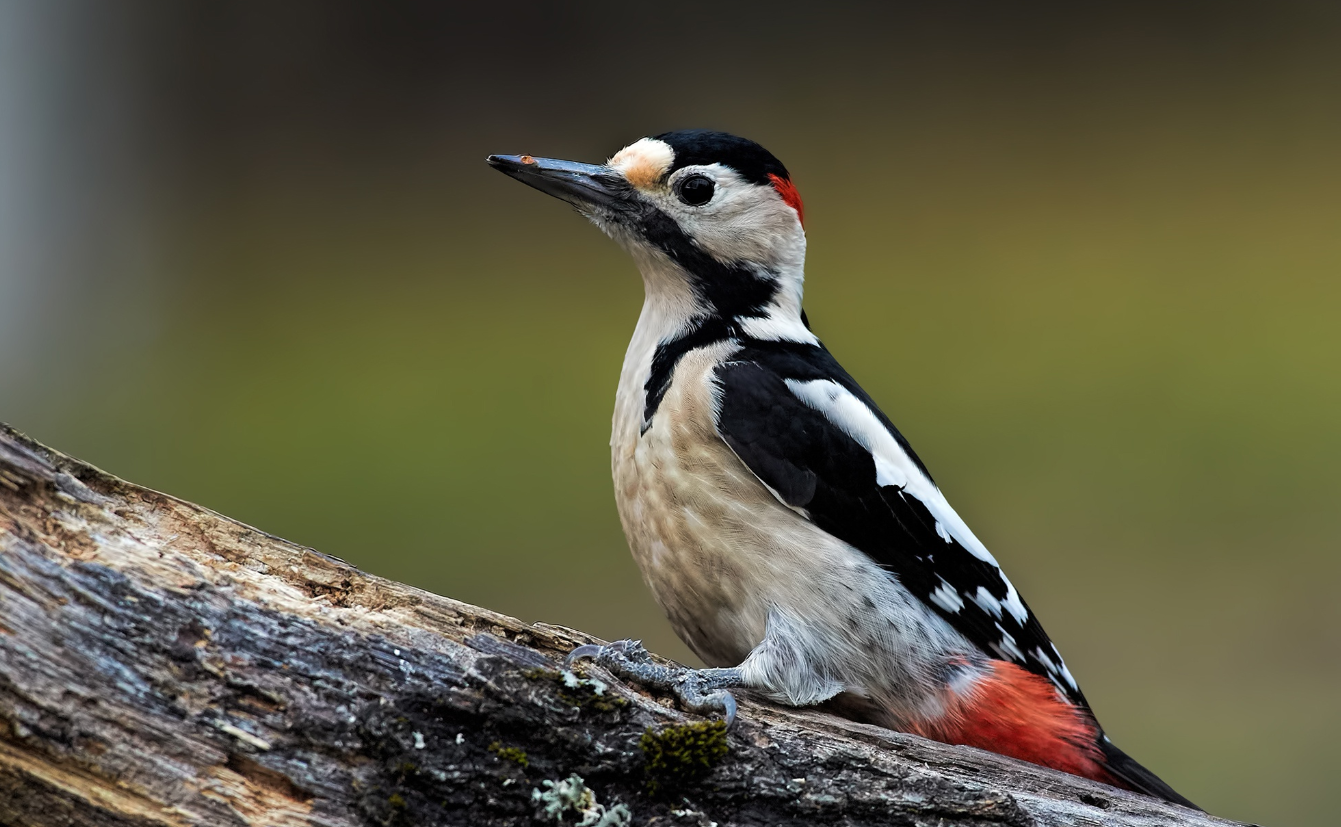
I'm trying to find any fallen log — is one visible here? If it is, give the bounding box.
[0,423,1237,826]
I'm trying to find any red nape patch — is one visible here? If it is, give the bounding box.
[915,661,1107,782]
[768,173,805,226]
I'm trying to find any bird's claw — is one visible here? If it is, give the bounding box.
[563,643,607,666]
[564,639,742,728]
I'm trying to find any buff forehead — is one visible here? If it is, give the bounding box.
[608,138,675,190]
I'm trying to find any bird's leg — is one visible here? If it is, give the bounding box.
[565,639,743,726]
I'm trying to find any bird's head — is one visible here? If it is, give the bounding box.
[489,130,809,335]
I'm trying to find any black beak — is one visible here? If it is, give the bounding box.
[487,154,634,215]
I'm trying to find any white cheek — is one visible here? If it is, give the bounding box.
[665,184,802,266]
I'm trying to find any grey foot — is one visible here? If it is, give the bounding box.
[566,639,743,727]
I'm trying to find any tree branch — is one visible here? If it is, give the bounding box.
[0,424,1236,826]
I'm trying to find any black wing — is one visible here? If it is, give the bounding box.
[713,338,1089,709]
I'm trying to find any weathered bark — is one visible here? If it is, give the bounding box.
[0,423,1238,827]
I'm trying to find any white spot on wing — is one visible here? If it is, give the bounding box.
[992,627,1027,663]
[971,586,1003,619]
[1034,646,1079,691]
[1000,588,1030,625]
[930,580,964,613]
[1057,660,1079,691]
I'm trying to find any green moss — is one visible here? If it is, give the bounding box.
[639,721,728,796]
[488,740,530,768]
[387,793,406,809]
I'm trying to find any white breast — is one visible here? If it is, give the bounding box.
[610,305,976,726]
[612,332,766,665]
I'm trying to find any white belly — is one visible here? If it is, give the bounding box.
[610,337,973,724]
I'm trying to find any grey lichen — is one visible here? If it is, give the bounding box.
[524,667,630,714]
[531,774,632,826]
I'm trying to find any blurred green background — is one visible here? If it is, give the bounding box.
[1,3,1338,823]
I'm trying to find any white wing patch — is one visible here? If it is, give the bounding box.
[783,379,1033,623]
[785,379,993,558]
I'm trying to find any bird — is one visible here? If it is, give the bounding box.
[488,130,1197,808]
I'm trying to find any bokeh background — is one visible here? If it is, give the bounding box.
[2,2,1338,823]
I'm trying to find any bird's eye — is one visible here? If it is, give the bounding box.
[675,174,715,206]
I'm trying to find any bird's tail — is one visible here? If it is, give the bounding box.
[915,661,1200,810]
[1098,735,1200,810]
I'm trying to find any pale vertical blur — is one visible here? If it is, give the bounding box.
[1,3,1338,823]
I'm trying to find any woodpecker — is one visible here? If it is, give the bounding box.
[489,130,1197,808]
